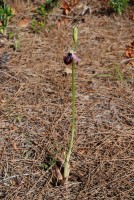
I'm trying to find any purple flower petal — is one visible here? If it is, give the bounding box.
[64,53,73,65]
[63,52,80,65]
[72,53,81,63]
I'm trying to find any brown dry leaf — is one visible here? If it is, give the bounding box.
[60,0,78,15]
[129,14,134,21]
[13,142,18,151]
[74,0,78,4]
[129,40,134,48]
[64,67,72,74]
[130,60,134,66]
[18,19,30,28]
[131,41,134,47]
[60,1,71,15]
[125,48,134,58]
[51,164,64,186]
[52,165,63,180]
[55,167,63,180]
[125,41,134,58]
[60,1,70,8]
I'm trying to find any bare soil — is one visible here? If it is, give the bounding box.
[0,0,134,199]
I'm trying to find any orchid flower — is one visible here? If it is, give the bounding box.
[63,25,80,181]
[64,50,80,65]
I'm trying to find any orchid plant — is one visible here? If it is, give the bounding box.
[63,25,79,181]
[0,0,14,35]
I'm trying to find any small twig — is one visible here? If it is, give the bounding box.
[120,58,134,64]
[0,172,40,183]
[49,13,74,19]
[26,163,55,195]
[0,70,19,81]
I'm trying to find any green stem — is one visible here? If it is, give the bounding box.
[68,60,75,161]
[64,25,78,180]
[64,60,75,179]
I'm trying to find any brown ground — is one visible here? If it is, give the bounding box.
[0,0,134,199]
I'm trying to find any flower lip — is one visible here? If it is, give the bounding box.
[64,51,80,65]
[64,53,73,65]
[71,52,81,63]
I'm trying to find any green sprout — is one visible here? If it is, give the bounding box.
[8,32,20,51]
[109,0,129,15]
[45,0,59,12]
[8,31,14,39]
[13,37,20,51]
[36,4,46,18]
[97,64,125,82]
[31,19,45,33]
[64,25,79,181]
[114,64,124,81]
[0,0,14,35]
[43,157,56,170]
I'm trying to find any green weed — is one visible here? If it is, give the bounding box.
[0,0,14,35]
[35,1,59,18]
[30,1,59,33]
[36,4,46,18]
[8,32,20,51]
[45,0,59,12]
[43,157,56,170]
[31,19,45,33]
[114,64,124,81]
[97,64,125,82]
[8,31,14,39]
[109,0,129,15]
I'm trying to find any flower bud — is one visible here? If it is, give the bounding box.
[73,25,78,51]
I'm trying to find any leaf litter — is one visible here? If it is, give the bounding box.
[0,0,134,199]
